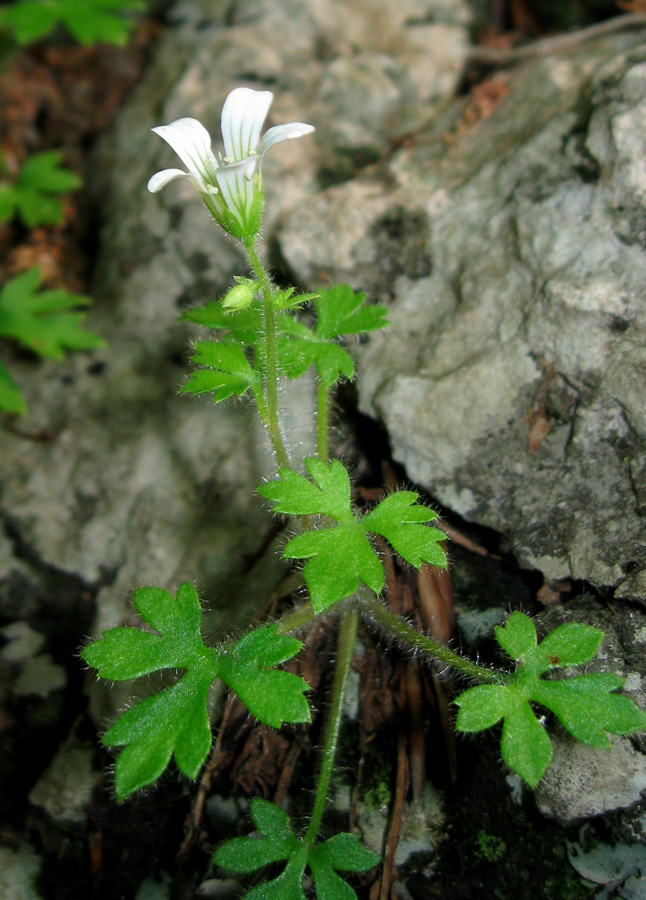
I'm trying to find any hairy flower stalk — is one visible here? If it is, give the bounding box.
[147,87,314,240]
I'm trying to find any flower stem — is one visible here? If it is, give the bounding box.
[316,378,329,463]
[361,591,499,683]
[304,605,358,848]
[245,240,289,470]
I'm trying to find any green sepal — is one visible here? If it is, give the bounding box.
[455,612,646,788]
[181,339,260,403]
[214,798,378,900]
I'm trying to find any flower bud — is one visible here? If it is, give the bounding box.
[222,282,257,310]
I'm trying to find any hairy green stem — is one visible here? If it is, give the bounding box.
[304,606,358,847]
[316,378,329,463]
[245,240,289,469]
[361,592,499,683]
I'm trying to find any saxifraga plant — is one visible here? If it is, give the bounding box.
[81,87,646,900]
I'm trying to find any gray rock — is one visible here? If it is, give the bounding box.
[29,736,97,826]
[282,33,646,601]
[534,600,646,832]
[0,0,472,730]
[0,845,43,900]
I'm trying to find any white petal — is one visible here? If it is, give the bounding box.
[215,157,257,226]
[260,122,315,158]
[221,87,273,161]
[147,168,191,193]
[152,118,216,184]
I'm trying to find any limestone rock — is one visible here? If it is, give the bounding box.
[282,34,646,601]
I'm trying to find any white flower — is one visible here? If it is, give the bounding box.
[147,87,314,240]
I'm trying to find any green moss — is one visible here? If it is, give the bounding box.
[475,830,506,863]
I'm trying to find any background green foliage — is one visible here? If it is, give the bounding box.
[0,0,145,47]
[0,267,105,414]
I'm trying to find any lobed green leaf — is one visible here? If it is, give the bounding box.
[536,623,603,670]
[104,666,214,799]
[494,611,537,662]
[455,612,646,787]
[181,340,260,402]
[314,284,388,340]
[500,696,553,789]
[363,492,447,569]
[285,525,383,613]
[214,799,378,900]
[261,459,447,611]
[218,626,311,728]
[82,587,311,799]
[454,684,513,732]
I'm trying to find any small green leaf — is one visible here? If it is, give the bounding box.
[532,674,646,748]
[181,340,260,403]
[245,852,308,900]
[536,623,603,670]
[274,285,387,388]
[454,684,513,732]
[104,665,214,799]
[259,459,353,521]
[81,583,210,680]
[218,625,311,728]
[494,612,537,661]
[285,524,384,613]
[314,284,388,339]
[0,1,57,44]
[82,591,310,798]
[214,798,301,874]
[180,302,262,345]
[310,832,380,873]
[81,583,219,799]
[500,697,552,789]
[214,800,378,900]
[261,460,446,612]
[455,615,646,788]
[363,492,447,569]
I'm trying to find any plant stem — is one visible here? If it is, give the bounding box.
[316,378,329,463]
[245,240,289,469]
[304,606,358,848]
[361,591,499,683]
